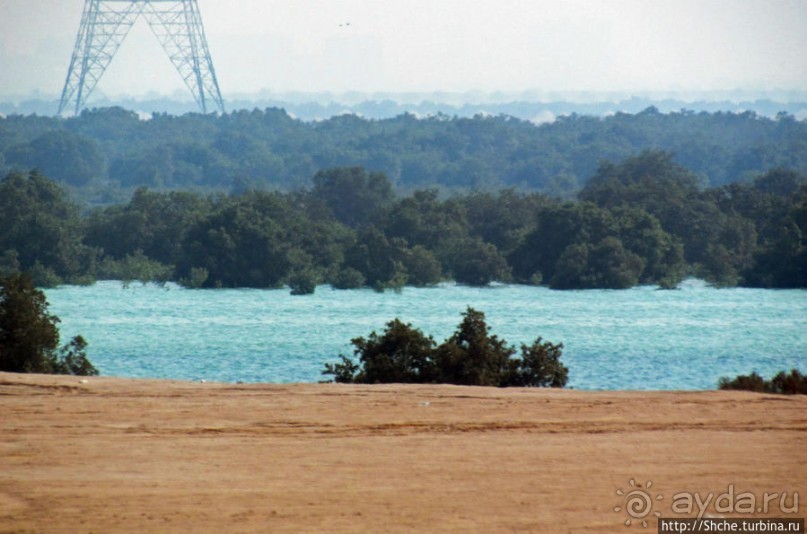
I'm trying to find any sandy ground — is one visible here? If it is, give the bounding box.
[1,372,805,533]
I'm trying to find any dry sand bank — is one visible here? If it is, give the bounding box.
[1,372,805,532]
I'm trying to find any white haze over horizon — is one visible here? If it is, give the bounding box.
[1,0,806,102]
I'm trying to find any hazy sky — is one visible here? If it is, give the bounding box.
[1,0,806,99]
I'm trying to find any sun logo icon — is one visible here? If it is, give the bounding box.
[614,479,663,527]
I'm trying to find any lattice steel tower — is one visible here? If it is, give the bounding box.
[58,0,224,115]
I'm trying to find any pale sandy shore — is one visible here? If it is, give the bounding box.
[1,372,805,533]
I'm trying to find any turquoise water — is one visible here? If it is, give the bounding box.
[45,280,806,390]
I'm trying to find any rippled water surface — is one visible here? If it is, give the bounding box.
[45,280,806,390]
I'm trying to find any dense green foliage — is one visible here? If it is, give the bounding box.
[718,369,807,395]
[0,170,97,286]
[0,273,97,375]
[2,106,805,290]
[323,307,568,388]
[578,154,807,287]
[1,107,805,202]
[1,149,805,290]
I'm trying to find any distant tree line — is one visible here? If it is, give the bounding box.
[4,94,806,122]
[1,106,805,203]
[1,151,805,290]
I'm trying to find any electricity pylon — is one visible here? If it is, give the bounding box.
[58,0,224,115]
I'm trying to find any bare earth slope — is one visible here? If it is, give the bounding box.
[1,372,805,532]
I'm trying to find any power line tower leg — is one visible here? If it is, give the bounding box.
[58,0,224,116]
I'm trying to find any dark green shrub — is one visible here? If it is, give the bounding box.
[322,355,361,384]
[349,319,437,384]
[330,267,366,290]
[768,370,807,395]
[433,308,515,386]
[179,267,210,289]
[718,369,805,395]
[550,238,645,289]
[28,261,63,288]
[323,307,568,388]
[506,338,568,388]
[0,250,21,278]
[401,246,443,287]
[287,269,319,295]
[343,228,409,292]
[0,273,97,375]
[97,250,173,287]
[448,238,511,287]
[53,335,97,376]
[718,372,766,392]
